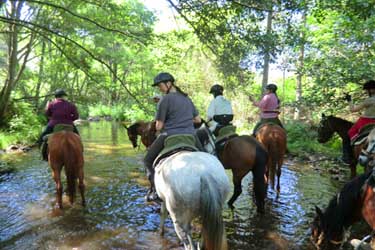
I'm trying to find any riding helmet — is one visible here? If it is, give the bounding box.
[152,72,175,86]
[209,84,224,95]
[54,89,67,98]
[363,80,375,90]
[265,83,278,92]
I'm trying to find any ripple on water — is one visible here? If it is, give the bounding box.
[0,121,366,250]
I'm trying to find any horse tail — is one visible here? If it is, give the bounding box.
[64,133,78,203]
[200,176,227,250]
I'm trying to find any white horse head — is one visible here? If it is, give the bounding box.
[155,151,230,250]
[359,128,375,167]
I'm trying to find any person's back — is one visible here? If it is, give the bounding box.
[157,92,196,135]
[46,98,78,127]
[207,84,233,134]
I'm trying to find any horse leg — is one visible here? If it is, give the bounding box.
[228,172,243,210]
[78,167,85,207]
[276,158,283,194]
[172,219,193,250]
[159,201,167,236]
[52,166,63,209]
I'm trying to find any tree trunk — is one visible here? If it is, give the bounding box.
[294,11,306,120]
[35,39,46,111]
[261,9,273,93]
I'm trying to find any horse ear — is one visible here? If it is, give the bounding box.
[322,113,326,118]
[122,123,128,129]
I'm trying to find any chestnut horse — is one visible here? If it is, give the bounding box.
[311,170,375,250]
[196,123,268,213]
[317,114,373,178]
[48,131,85,209]
[124,121,156,148]
[256,124,287,193]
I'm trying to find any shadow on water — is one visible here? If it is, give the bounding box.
[0,121,370,250]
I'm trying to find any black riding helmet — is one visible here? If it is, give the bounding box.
[363,80,375,90]
[209,84,224,95]
[54,89,67,98]
[152,72,175,86]
[265,83,277,92]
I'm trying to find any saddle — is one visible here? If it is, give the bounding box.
[255,122,283,135]
[351,124,375,146]
[215,125,238,155]
[153,134,198,168]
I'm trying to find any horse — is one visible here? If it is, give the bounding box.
[48,130,85,209]
[155,151,230,250]
[255,124,287,193]
[317,114,369,178]
[311,170,375,250]
[197,123,268,213]
[123,121,156,148]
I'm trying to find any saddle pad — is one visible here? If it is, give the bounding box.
[53,124,74,132]
[153,134,198,168]
[351,123,375,145]
[216,125,237,142]
[159,134,198,156]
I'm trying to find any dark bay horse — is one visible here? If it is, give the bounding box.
[197,124,268,213]
[311,170,375,250]
[48,131,85,209]
[124,121,156,148]
[317,114,367,178]
[256,124,287,193]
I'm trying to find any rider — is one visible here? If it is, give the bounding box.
[207,84,233,135]
[37,89,80,156]
[348,80,375,141]
[249,83,283,136]
[144,72,201,202]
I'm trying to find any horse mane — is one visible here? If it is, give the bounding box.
[323,171,372,234]
[326,115,353,128]
[128,122,142,134]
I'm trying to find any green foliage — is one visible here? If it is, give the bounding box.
[0,102,42,149]
[286,121,341,158]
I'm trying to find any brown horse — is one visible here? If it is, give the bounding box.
[311,170,375,250]
[48,131,85,209]
[317,114,372,178]
[256,124,287,193]
[197,125,268,213]
[124,121,156,148]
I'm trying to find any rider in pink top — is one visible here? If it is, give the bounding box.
[249,83,283,135]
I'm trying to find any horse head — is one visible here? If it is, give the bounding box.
[317,114,335,143]
[359,128,375,167]
[125,123,140,148]
[195,122,216,155]
[311,206,346,250]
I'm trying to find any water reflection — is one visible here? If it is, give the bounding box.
[0,121,369,250]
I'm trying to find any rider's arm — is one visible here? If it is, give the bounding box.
[349,102,364,112]
[193,115,201,124]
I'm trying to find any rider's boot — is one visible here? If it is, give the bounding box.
[41,141,48,161]
[145,172,162,202]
